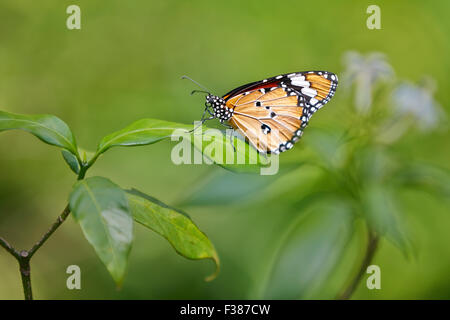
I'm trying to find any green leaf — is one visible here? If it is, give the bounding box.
[393,162,450,199]
[69,176,133,285]
[259,198,354,299]
[266,164,325,205]
[94,118,268,173]
[126,189,219,281]
[355,146,396,183]
[62,150,80,174]
[0,110,78,156]
[180,169,285,206]
[361,183,411,254]
[304,128,347,169]
[189,129,270,173]
[96,119,191,155]
[62,148,96,175]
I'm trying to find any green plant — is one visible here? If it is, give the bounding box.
[0,113,268,299]
[181,52,449,299]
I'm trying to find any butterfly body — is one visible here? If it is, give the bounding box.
[205,95,233,123]
[201,71,338,154]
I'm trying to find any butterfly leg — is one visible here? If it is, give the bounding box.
[189,117,214,134]
[228,132,236,152]
[222,124,237,152]
[189,107,215,133]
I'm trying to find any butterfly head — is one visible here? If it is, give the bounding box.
[205,94,233,122]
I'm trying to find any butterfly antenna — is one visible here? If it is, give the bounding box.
[190,90,210,95]
[181,75,212,94]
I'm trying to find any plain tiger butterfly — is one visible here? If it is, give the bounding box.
[183,71,338,154]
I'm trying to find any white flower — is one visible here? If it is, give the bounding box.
[343,51,394,113]
[377,77,445,144]
[392,78,444,131]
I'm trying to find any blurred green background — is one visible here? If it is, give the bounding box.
[0,0,449,299]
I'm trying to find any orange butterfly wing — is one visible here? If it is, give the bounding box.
[224,71,338,153]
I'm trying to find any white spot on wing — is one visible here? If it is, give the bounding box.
[301,87,317,97]
[291,76,305,81]
[291,79,310,87]
[309,98,318,105]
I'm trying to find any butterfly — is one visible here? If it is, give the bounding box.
[183,71,338,154]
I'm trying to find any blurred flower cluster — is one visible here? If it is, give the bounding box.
[343,52,445,145]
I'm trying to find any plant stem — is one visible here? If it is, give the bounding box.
[18,251,32,300]
[28,205,71,258]
[338,230,379,300]
[0,237,20,259]
[0,204,72,299]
